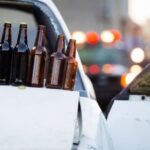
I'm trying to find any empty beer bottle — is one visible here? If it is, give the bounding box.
[11,23,29,86]
[28,25,47,87]
[46,34,66,89]
[63,39,78,90]
[0,22,13,85]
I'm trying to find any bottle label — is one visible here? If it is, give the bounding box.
[64,62,78,89]
[51,59,60,85]
[32,55,40,84]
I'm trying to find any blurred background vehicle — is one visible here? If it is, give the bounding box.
[73,29,148,112]
[75,30,129,112]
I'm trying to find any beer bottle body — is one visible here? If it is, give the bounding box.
[28,25,47,87]
[11,24,29,86]
[28,47,46,87]
[63,58,78,90]
[0,23,12,85]
[63,39,78,90]
[11,46,29,85]
[46,34,66,89]
[46,52,66,89]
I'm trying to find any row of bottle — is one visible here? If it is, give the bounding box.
[0,22,78,90]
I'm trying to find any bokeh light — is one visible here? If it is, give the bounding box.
[88,64,100,75]
[86,31,100,45]
[130,65,142,74]
[130,48,145,63]
[100,30,115,43]
[71,31,86,45]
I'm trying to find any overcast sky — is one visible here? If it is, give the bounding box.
[129,0,150,25]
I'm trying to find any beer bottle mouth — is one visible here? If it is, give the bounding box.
[38,25,46,31]
[4,22,11,27]
[20,23,27,28]
[55,34,65,53]
[58,34,64,39]
[69,39,76,43]
[66,39,76,57]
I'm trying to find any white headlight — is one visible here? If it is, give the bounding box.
[71,31,86,45]
[100,30,115,43]
[130,48,145,63]
[125,72,137,85]
[130,65,142,74]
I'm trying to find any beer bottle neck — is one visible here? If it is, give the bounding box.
[55,35,65,53]
[34,29,45,48]
[1,26,11,44]
[17,27,27,45]
[66,39,76,57]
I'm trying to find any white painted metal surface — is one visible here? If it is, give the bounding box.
[107,100,150,150]
[0,86,79,150]
[129,95,150,101]
[78,97,114,150]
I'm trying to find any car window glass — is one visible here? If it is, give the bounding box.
[130,64,150,95]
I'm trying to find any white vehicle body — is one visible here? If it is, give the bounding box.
[107,64,150,150]
[0,0,113,149]
[0,86,113,150]
[108,96,150,150]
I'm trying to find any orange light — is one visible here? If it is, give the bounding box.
[88,64,100,75]
[121,74,127,88]
[121,72,138,88]
[111,29,121,41]
[86,31,100,45]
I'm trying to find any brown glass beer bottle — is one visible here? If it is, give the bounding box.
[63,39,78,90]
[0,22,13,85]
[11,23,29,86]
[46,34,66,89]
[28,25,47,87]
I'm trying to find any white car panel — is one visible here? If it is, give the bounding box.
[78,97,114,150]
[108,99,150,150]
[0,86,79,150]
